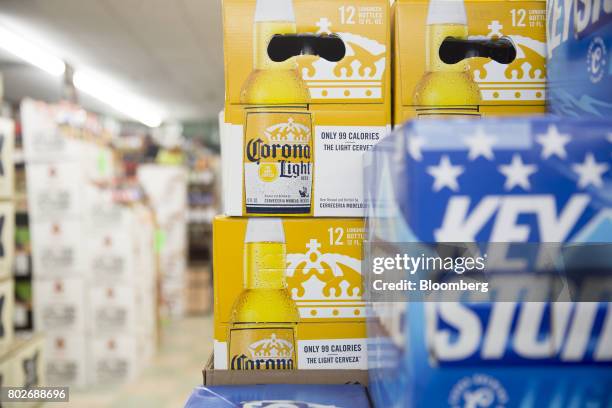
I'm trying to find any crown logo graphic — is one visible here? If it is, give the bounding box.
[469,20,546,103]
[248,334,294,359]
[265,118,311,143]
[297,18,386,101]
[286,239,365,320]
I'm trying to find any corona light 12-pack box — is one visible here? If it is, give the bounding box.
[547,0,612,117]
[222,0,391,217]
[213,216,367,371]
[393,0,547,124]
[365,116,612,407]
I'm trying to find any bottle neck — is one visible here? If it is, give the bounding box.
[244,242,287,289]
[425,24,469,73]
[254,21,297,70]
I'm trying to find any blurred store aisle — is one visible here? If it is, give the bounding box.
[62,316,212,408]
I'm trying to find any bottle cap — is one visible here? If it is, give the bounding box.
[254,0,296,23]
[426,0,467,25]
[245,218,285,243]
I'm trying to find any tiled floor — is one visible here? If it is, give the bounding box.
[61,316,213,408]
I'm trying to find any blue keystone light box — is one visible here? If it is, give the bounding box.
[184,384,371,408]
[547,0,612,117]
[364,117,612,408]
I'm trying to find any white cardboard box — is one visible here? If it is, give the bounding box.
[45,332,88,388]
[78,141,114,184]
[87,285,137,335]
[85,229,135,285]
[20,99,82,163]
[31,220,83,279]
[137,165,187,223]
[26,162,83,222]
[0,118,15,199]
[87,335,139,385]
[33,278,86,333]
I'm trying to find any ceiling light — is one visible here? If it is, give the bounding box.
[73,71,163,128]
[0,24,66,76]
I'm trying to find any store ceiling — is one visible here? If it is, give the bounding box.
[0,0,224,123]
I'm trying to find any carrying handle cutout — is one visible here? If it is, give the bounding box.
[439,37,517,65]
[268,34,346,62]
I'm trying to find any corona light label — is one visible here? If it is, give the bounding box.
[215,217,367,370]
[244,111,313,215]
[222,0,391,217]
[394,0,546,124]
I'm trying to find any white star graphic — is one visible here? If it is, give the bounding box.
[572,153,609,188]
[498,154,538,191]
[488,20,503,37]
[607,133,612,143]
[427,155,464,192]
[464,127,496,160]
[407,133,425,161]
[536,125,571,159]
[316,18,332,34]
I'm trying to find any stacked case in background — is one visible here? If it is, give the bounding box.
[0,113,46,402]
[138,165,188,318]
[21,99,158,388]
[211,0,393,377]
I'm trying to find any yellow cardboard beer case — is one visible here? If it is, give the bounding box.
[222,0,391,217]
[393,0,546,124]
[213,216,367,370]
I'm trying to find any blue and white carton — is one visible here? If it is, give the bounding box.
[184,384,371,408]
[548,0,612,117]
[364,117,612,408]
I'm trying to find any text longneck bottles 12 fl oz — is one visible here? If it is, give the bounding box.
[413,0,482,117]
[228,218,300,370]
[241,0,313,216]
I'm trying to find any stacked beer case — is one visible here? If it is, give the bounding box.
[210,0,391,380]
[0,115,46,405]
[22,100,158,388]
[364,1,612,407]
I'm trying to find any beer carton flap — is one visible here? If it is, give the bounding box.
[395,0,546,108]
[213,216,366,324]
[223,0,390,106]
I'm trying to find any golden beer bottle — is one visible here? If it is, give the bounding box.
[413,0,481,117]
[241,0,313,215]
[228,218,300,370]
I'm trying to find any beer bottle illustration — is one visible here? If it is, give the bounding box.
[242,0,313,215]
[413,0,516,117]
[228,218,299,370]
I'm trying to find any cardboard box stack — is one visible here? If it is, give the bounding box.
[0,115,46,397]
[21,99,158,388]
[210,0,392,380]
[138,165,188,318]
